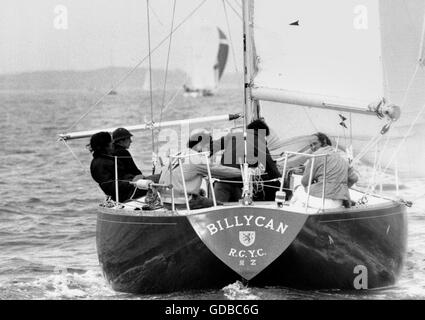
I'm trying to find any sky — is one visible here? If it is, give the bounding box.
[0,0,244,74]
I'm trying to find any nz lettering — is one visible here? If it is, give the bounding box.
[206,215,289,235]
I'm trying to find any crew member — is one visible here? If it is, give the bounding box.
[159,129,242,209]
[89,131,147,202]
[211,119,281,202]
[292,132,359,209]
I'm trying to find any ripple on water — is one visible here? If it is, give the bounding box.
[222,281,260,300]
[0,268,119,300]
[1,89,425,300]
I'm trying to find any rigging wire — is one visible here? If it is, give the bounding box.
[375,132,391,171]
[224,0,242,20]
[382,65,423,175]
[379,3,425,176]
[146,0,156,174]
[59,139,89,174]
[222,0,240,73]
[146,1,154,118]
[232,0,242,9]
[367,143,380,194]
[65,0,209,133]
[157,0,177,152]
[352,132,384,164]
[335,114,348,154]
[303,108,319,132]
[349,113,353,157]
[344,1,419,189]
[160,84,187,116]
[359,132,391,194]
[147,2,164,26]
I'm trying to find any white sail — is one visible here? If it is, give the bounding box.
[184,24,218,92]
[251,0,425,179]
[142,71,151,91]
[142,70,161,92]
[183,24,229,95]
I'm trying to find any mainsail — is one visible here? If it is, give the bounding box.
[250,0,425,180]
[184,26,229,95]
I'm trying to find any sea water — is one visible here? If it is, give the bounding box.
[0,88,424,300]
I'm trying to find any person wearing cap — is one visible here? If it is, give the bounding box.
[89,131,148,202]
[159,129,242,210]
[111,127,163,209]
[112,127,143,177]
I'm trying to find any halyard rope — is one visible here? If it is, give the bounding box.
[222,0,240,73]
[146,0,156,175]
[60,139,88,173]
[158,0,177,130]
[377,63,421,175]
[224,0,242,20]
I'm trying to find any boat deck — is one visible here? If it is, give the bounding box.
[102,188,396,217]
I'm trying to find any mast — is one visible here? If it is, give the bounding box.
[241,0,254,204]
[242,0,254,125]
[146,0,156,175]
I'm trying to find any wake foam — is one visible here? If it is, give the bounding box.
[222,281,259,300]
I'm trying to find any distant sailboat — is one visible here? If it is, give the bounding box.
[142,71,150,91]
[108,49,118,95]
[142,70,159,92]
[183,26,229,97]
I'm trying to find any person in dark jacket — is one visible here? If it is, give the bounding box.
[89,131,147,202]
[112,127,142,177]
[211,119,281,202]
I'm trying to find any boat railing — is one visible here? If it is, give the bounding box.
[275,151,329,211]
[169,151,217,211]
[112,149,329,211]
[111,151,217,211]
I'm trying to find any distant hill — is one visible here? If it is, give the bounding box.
[0,67,242,91]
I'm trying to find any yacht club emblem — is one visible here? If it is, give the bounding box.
[239,231,255,247]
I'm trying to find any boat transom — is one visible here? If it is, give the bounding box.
[187,207,308,280]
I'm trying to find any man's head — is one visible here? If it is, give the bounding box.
[247,119,270,136]
[112,127,133,149]
[88,131,113,155]
[187,129,212,153]
[309,132,332,152]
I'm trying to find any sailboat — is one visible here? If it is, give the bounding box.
[108,49,118,95]
[142,71,152,92]
[58,0,424,294]
[108,89,118,95]
[183,26,229,97]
